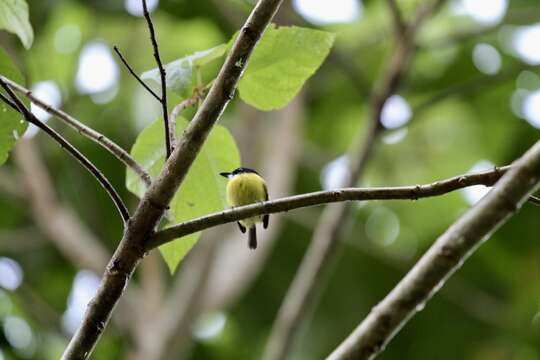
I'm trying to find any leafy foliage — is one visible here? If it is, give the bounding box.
[2,1,540,359]
[0,0,33,48]
[126,118,240,272]
[0,48,27,166]
[141,44,227,98]
[238,25,335,110]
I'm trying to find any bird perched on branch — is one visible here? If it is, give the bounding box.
[220,167,269,249]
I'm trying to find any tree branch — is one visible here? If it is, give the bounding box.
[150,165,511,249]
[327,140,540,360]
[141,0,171,157]
[263,2,446,359]
[386,0,406,34]
[168,88,206,150]
[61,1,284,358]
[113,45,161,102]
[0,75,152,187]
[13,139,140,336]
[0,78,130,224]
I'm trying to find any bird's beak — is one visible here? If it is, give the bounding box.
[219,172,231,179]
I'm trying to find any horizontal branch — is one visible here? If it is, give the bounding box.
[0,78,130,224]
[0,75,152,188]
[149,165,510,249]
[328,140,540,359]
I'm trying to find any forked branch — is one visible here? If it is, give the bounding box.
[0,75,152,187]
[0,78,130,224]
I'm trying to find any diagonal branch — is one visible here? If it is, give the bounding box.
[141,0,172,157]
[328,140,540,360]
[113,45,161,102]
[0,75,152,187]
[61,1,284,359]
[150,165,514,249]
[0,78,130,224]
[386,0,406,34]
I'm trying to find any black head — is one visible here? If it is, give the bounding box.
[220,167,259,178]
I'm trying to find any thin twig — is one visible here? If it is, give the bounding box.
[0,75,152,187]
[328,140,540,360]
[113,45,161,102]
[168,89,205,150]
[61,1,284,358]
[141,0,172,157]
[0,78,130,224]
[150,165,511,249]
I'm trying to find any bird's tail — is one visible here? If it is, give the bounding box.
[248,226,257,250]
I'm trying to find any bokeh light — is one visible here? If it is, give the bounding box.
[75,42,119,95]
[62,270,101,334]
[192,312,227,341]
[472,43,501,75]
[0,257,23,291]
[293,0,362,25]
[321,155,350,190]
[512,23,540,65]
[382,128,408,145]
[452,0,508,25]
[3,316,35,354]
[522,90,540,129]
[381,95,412,129]
[125,0,159,17]
[25,81,62,138]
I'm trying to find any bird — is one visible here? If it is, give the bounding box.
[220,167,269,249]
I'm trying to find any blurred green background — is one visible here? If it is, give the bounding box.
[0,0,540,359]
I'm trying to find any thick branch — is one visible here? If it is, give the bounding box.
[328,140,540,360]
[0,78,130,224]
[141,0,171,157]
[61,1,284,359]
[0,75,152,187]
[150,165,509,249]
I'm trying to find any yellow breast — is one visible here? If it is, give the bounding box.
[226,173,267,206]
[226,173,267,227]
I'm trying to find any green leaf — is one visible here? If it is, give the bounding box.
[0,48,27,166]
[140,44,227,97]
[0,0,34,49]
[126,118,240,272]
[239,25,335,111]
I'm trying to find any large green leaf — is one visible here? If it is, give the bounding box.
[126,118,240,272]
[0,0,33,49]
[140,44,227,98]
[0,49,27,166]
[238,25,335,111]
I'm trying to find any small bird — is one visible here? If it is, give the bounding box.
[220,167,269,249]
